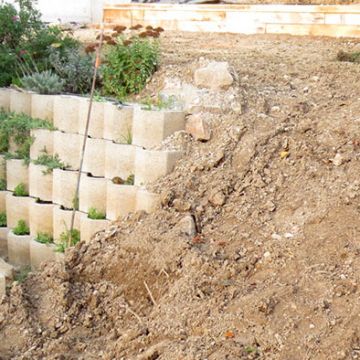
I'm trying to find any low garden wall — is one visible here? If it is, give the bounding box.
[0,88,185,273]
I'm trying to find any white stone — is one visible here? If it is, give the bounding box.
[194,62,234,90]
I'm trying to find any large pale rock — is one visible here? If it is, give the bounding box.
[185,113,212,141]
[194,62,234,90]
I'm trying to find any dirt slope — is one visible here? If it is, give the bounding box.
[1,33,360,359]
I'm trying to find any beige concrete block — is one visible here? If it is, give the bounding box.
[79,175,107,214]
[132,107,185,148]
[30,239,56,271]
[6,193,34,228]
[0,258,13,279]
[103,102,133,143]
[80,214,110,243]
[78,98,104,138]
[29,163,53,202]
[31,94,54,122]
[105,142,135,180]
[6,159,29,192]
[7,231,32,267]
[29,201,54,237]
[53,205,82,244]
[52,169,84,209]
[0,88,10,112]
[53,95,80,133]
[134,148,183,185]
[0,191,10,213]
[0,227,9,258]
[106,182,138,221]
[83,138,107,177]
[0,273,5,298]
[10,89,32,115]
[30,128,54,160]
[53,131,83,170]
[0,155,6,180]
[136,189,160,213]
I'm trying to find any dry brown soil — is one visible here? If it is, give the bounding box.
[1,32,360,359]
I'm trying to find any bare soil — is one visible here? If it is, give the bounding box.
[1,32,360,359]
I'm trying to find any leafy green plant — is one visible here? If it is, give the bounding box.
[13,182,28,197]
[49,47,95,94]
[33,153,69,174]
[337,50,360,64]
[13,219,30,235]
[102,36,160,99]
[21,70,65,94]
[124,174,134,185]
[88,207,106,220]
[14,266,31,283]
[0,179,6,191]
[0,212,7,227]
[55,228,80,253]
[35,232,53,244]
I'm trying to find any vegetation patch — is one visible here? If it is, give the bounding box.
[35,232,53,244]
[0,179,6,191]
[337,50,360,63]
[13,182,28,197]
[13,219,30,236]
[33,153,69,174]
[88,207,106,220]
[56,228,80,253]
[0,212,7,227]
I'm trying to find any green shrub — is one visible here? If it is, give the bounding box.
[56,229,80,253]
[33,153,69,174]
[337,50,360,64]
[0,212,7,227]
[35,232,53,244]
[21,70,65,94]
[0,179,6,191]
[102,37,160,99]
[13,182,28,196]
[88,207,106,220]
[49,47,95,94]
[13,219,30,235]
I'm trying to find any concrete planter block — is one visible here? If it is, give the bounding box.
[6,193,34,228]
[7,231,32,267]
[53,205,82,244]
[105,142,135,180]
[31,94,54,122]
[29,201,54,237]
[0,227,9,258]
[134,148,183,185]
[30,239,56,270]
[83,138,107,177]
[0,154,6,180]
[30,129,54,159]
[53,131,83,170]
[136,189,161,213]
[132,107,185,148]
[79,175,107,214]
[103,102,133,143]
[6,159,29,192]
[80,214,110,243]
[0,258,13,279]
[29,163,53,202]
[0,191,10,213]
[53,95,80,133]
[78,98,104,138]
[10,89,32,115]
[52,169,84,209]
[106,182,138,220]
[0,88,10,112]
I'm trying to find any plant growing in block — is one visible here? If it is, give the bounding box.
[6,159,29,192]
[134,148,183,185]
[8,219,32,267]
[30,233,56,270]
[103,102,133,143]
[29,129,54,160]
[79,175,107,214]
[0,180,9,212]
[80,211,110,244]
[55,228,80,253]
[0,154,6,181]
[0,212,9,258]
[29,201,54,237]
[83,138,107,177]
[53,95,80,133]
[132,106,185,148]
[78,98,104,138]
[53,131,83,170]
[31,94,54,122]
[52,205,82,244]
[10,89,32,115]
[104,142,136,180]
[0,88,10,112]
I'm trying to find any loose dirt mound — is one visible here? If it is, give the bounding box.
[1,33,360,359]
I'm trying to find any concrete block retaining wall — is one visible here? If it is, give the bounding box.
[0,88,184,270]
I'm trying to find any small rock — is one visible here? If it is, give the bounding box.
[173,199,191,212]
[178,215,196,237]
[194,61,234,90]
[332,153,343,166]
[209,190,226,207]
[161,190,175,207]
[185,113,212,141]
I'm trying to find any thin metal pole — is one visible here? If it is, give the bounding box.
[68,24,105,247]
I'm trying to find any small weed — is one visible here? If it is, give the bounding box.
[111,174,134,185]
[0,179,6,191]
[337,50,360,64]
[124,174,134,185]
[13,219,30,236]
[141,94,177,111]
[0,212,6,227]
[14,266,31,284]
[119,127,132,144]
[13,183,28,197]
[35,232,53,244]
[33,153,69,174]
[56,228,80,253]
[88,207,106,220]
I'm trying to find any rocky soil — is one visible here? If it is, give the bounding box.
[1,32,360,359]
